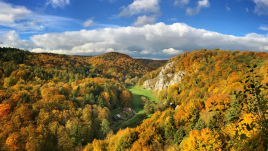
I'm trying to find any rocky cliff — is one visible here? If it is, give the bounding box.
[143,61,187,91]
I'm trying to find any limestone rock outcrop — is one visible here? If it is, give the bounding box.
[143,61,186,91]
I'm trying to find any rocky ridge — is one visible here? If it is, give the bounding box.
[143,61,187,91]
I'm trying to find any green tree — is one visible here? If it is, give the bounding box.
[225,96,240,124]
[104,83,109,92]
[83,94,90,104]
[98,96,104,107]
[194,118,204,131]
[100,119,111,136]
[4,77,15,88]
[95,83,99,92]
[165,116,175,139]
[172,126,185,145]
[89,93,95,104]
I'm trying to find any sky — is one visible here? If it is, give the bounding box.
[0,0,268,59]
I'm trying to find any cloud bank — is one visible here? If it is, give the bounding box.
[1,22,268,59]
[0,1,31,24]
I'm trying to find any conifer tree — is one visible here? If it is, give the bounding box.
[95,83,99,92]
[104,83,109,92]
[98,96,104,107]
[172,126,185,145]
[100,119,111,136]
[165,116,175,139]
[194,118,204,131]
[225,96,240,124]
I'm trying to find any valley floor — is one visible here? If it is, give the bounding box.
[112,86,159,131]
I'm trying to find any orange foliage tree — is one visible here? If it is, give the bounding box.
[0,104,11,119]
[120,90,133,107]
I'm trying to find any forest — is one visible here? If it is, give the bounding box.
[0,47,268,151]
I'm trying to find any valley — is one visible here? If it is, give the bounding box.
[0,48,268,151]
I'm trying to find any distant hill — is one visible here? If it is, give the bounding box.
[135,59,168,70]
[87,52,151,79]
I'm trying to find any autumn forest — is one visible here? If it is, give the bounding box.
[0,47,268,151]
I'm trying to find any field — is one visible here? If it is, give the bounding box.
[127,85,159,114]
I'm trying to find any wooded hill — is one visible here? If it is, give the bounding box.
[0,48,144,151]
[87,52,167,81]
[136,59,168,70]
[84,49,268,151]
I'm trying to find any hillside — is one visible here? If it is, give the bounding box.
[84,49,268,151]
[0,48,136,151]
[136,59,168,70]
[87,52,151,80]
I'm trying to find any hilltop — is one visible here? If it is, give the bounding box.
[136,59,168,70]
[87,52,166,81]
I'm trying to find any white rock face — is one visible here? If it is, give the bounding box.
[143,61,187,91]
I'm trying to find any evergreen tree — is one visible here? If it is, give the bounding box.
[89,93,95,104]
[100,119,111,136]
[225,96,240,124]
[70,123,83,146]
[172,126,185,145]
[104,83,109,92]
[97,96,104,107]
[95,83,99,92]
[83,94,90,104]
[194,118,204,131]
[165,116,175,139]
[144,100,152,114]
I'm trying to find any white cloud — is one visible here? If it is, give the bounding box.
[46,0,70,8]
[260,46,268,51]
[83,18,97,27]
[226,6,231,12]
[253,0,268,15]
[163,48,183,54]
[259,26,268,31]
[174,0,189,8]
[140,50,151,54]
[245,33,265,38]
[0,30,35,49]
[0,1,31,24]
[132,15,156,26]
[119,0,160,17]
[186,0,210,16]
[1,22,268,59]
[246,8,249,12]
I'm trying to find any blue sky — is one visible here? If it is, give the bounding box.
[0,0,268,59]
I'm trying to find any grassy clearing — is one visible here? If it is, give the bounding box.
[127,85,159,115]
[113,86,159,132]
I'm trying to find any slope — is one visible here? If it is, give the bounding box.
[84,49,268,151]
[88,52,150,79]
[0,47,135,151]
